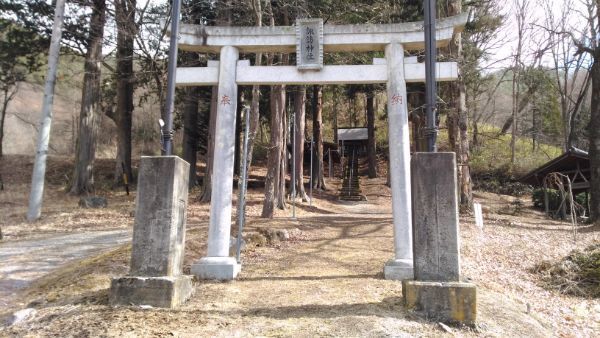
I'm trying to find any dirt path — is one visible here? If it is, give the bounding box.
[0,230,131,309]
[0,176,600,337]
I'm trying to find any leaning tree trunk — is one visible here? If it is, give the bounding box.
[589,56,600,223]
[182,86,200,187]
[70,0,105,195]
[198,86,218,202]
[311,85,326,189]
[294,86,309,201]
[448,0,473,210]
[113,0,135,186]
[261,84,285,218]
[366,89,377,178]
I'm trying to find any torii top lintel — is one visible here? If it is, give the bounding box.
[176,13,468,54]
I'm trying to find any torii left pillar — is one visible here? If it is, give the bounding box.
[191,46,241,280]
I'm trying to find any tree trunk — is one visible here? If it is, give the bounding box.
[366,89,377,178]
[246,57,262,174]
[311,85,326,189]
[70,0,106,195]
[0,89,11,158]
[332,88,338,145]
[113,0,135,186]
[234,90,242,176]
[445,0,472,209]
[198,86,218,202]
[182,86,200,187]
[277,91,287,210]
[262,84,285,218]
[457,78,473,209]
[589,56,600,223]
[245,0,263,173]
[408,84,427,152]
[294,86,309,201]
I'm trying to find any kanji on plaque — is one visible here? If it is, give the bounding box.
[391,94,403,105]
[296,18,323,70]
[220,95,231,106]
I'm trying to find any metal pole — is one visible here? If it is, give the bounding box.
[236,107,250,263]
[424,0,438,152]
[309,138,313,207]
[27,0,66,222]
[163,0,182,155]
[292,109,296,219]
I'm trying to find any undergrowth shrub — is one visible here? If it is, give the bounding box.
[472,167,532,196]
[532,243,600,298]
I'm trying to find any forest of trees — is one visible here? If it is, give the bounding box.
[0,0,598,223]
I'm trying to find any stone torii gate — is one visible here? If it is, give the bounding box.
[176,14,468,281]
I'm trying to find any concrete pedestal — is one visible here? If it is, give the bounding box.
[384,42,414,280]
[109,156,192,308]
[402,280,477,325]
[404,152,477,324]
[384,258,414,280]
[191,257,241,280]
[110,276,193,308]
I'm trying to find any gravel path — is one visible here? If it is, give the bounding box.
[0,230,131,308]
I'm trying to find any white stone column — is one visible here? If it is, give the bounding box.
[191,46,241,280]
[383,42,414,280]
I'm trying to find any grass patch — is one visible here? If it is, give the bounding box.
[470,124,562,177]
[532,242,600,298]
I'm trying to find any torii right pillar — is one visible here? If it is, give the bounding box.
[384,42,414,280]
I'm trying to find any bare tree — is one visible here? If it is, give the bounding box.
[198,87,217,202]
[70,0,106,195]
[262,82,286,218]
[311,85,326,189]
[293,86,309,201]
[245,0,264,175]
[366,88,377,178]
[542,0,592,151]
[510,0,529,168]
[112,0,136,186]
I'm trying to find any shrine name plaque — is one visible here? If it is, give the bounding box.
[296,18,323,70]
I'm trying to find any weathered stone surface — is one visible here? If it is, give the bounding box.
[109,276,193,308]
[402,280,477,325]
[110,156,192,309]
[129,156,189,277]
[78,196,107,208]
[411,152,460,282]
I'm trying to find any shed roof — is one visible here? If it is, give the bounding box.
[520,147,590,193]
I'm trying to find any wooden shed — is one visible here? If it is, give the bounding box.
[520,147,590,194]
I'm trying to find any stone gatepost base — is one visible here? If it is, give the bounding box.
[384,259,414,280]
[109,275,193,308]
[402,280,477,325]
[191,257,240,280]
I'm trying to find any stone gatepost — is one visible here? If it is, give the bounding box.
[402,152,477,324]
[384,42,414,280]
[191,45,241,280]
[109,156,193,308]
